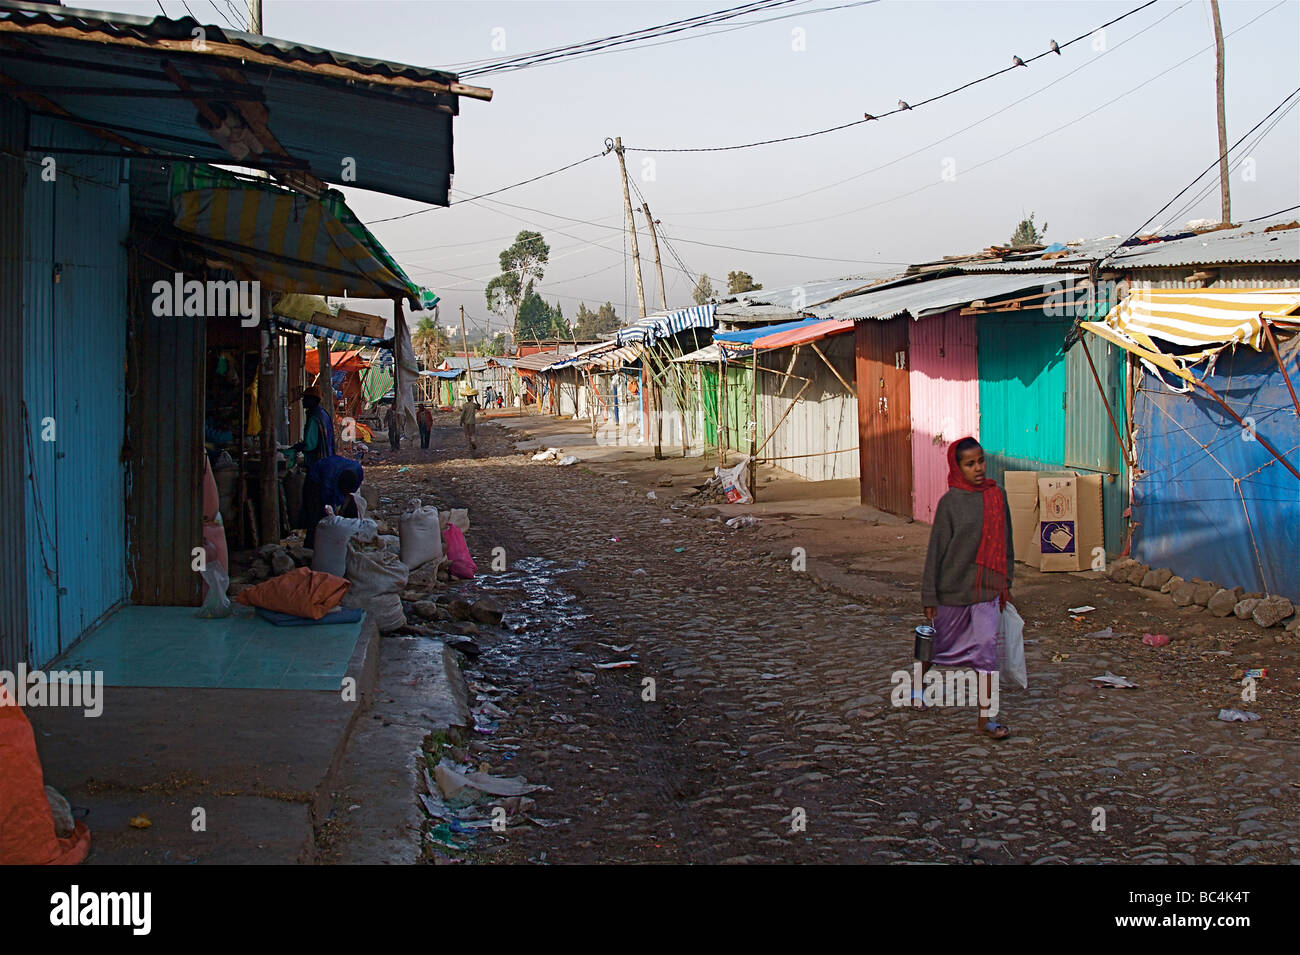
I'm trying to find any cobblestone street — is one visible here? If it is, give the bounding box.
[371,414,1299,865]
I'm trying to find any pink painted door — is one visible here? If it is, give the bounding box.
[909,310,979,523]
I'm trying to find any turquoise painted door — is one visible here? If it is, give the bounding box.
[977,311,1071,466]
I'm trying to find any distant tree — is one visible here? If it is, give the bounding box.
[485,230,550,338]
[515,284,554,341]
[1008,213,1048,248]
[692,273,715,306]
[482,332,507,357]
[411,316,449,369]
[575,300,621,338]
[727,270,762,294]
[549,302,571,340]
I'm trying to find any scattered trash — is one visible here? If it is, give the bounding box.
[425,823,475,851]
[434,759,549,801]
[1083,627,1116,639]
[594,660,637,669]
[1217,708,1261,722]
[396,467,410,473]
[609,537,620,543]
[526,817,571,828]
[531,448,562,461]
[575,672,596,685]
[1068,605,1096,614]
[660,518,673,524]
[549,713,575,724]
[726,515,762,529]
[600,642,634,652]
[557,455,579,467]
[476,701,509,719]
[1141,633,1171,648]
[1090,672,1139,688]
[673,547,686,553]
[1051,652,1070,663]
[1244,668,1268,679]
[128,815,152,829]
[472,715,499,735]
[646,491,657,499]
[632,568,646,575]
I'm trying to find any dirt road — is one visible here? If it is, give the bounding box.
[366,413,1298,864]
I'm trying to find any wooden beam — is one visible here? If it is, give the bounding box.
[810,340,856,398]
[0,69,153,154]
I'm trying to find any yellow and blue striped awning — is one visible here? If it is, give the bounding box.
[171,164,423,304]
[1101,287,1300,361]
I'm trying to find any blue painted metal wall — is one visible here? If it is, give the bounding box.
[23,117,130,664]
[1133,347,1300,600]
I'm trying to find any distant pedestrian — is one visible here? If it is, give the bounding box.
[460,390,479,451]
[384,402,400,451]
[484,385,497,408]
[417,403,433,450]
[920,437,1014,739]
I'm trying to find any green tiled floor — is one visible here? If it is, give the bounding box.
[52,606,363,690]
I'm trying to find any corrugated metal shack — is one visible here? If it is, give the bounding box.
[0,4,490,670]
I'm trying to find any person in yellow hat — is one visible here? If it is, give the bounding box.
[460,388,479,452]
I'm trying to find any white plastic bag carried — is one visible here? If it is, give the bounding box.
[312,509,378,577]
[998,601,1028,689]
[400,499,444,570]
[196,563,232,618]
[715,455,753,505]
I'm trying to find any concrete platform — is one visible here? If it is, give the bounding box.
[28,612,380,864]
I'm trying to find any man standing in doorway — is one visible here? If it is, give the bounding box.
[293,384,334,548]
[417,403,433,450]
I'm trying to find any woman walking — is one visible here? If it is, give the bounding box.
[920,436,1014,739]
[460,389,479,452]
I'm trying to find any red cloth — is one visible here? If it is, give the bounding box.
[0,686,91,865]
[946,437,1008,601]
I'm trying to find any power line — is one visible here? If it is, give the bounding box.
[365,149,610,225]
[623,0,1161,154]
[662,0,1192,221]
[205,0,237,31]
[1105,85,1300,261]
[454,0,807,78]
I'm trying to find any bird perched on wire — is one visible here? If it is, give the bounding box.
[1049,39,1061,54]
[1012,54,1026,67]
[863,112,877,121]
[897,99,911,111]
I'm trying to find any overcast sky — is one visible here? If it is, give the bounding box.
[99,1,1299,336]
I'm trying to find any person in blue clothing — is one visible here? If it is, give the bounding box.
[292,384,335,547]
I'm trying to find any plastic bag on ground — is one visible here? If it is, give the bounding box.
[714,456,753,504]
[401,500,443,570]
[442,524,476,580]
[997,601,1028,689]
[196,562,232,618]
[312,509,378,577]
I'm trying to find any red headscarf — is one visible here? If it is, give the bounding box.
[947,437,1009,601]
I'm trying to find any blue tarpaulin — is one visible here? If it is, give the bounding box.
[1133,343,1300,600]
[712,317,822,345]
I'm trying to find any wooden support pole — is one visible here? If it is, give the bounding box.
[615,137,647,319]
[756,376,813,458]
[1080,333,1135,469]
[258,320,280,544]
[1193,376,1300,479]
[748,349,758,500]
[1260,317,1300,417]
[642,201,668,311]
[809,340,857,398]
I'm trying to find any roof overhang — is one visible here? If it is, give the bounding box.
[0,1,491,204]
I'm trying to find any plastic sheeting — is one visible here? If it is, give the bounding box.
[1133,342,1300,600]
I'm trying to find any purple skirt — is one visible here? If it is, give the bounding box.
[932,598,1000,672]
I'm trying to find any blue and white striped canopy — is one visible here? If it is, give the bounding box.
[275,314,391,346]
[615,304,716,346]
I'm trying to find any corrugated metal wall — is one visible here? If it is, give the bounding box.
[1125,266,1300,290]
[0,100,29,670]
[757,332,858,481]
[24,117,130,663]
[909,310,979,522]
[976,309,1070,467]
[855,318,912,514]
[125,234,205,606]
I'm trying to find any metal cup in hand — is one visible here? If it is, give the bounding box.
[914,624,936,662]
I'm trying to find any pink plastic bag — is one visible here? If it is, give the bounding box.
[442,524,476,580]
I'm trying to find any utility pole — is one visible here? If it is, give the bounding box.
[459,304,471,393]
[642,201,668,311]
[246,0,262,33]
[1210,0,1231,226]
[614,137,647,319]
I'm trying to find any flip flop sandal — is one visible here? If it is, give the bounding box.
[911,690,926,711]
[980,721,1010,740]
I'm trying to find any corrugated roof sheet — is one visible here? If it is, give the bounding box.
[719,275,903,311]
[1108,226,1300,268]
[810,271,1084,322]
[512,350,563,371]
[0,1,488,204]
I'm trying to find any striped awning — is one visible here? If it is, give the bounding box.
[615,304,716,345]
[171,164,423,305]
[1102,288,1300,361]
[591,344,644,370]
[274,314,390,346]
[548,340,620,369]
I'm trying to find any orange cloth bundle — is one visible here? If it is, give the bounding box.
[235,566,350,619]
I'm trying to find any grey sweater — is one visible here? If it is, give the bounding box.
[921,487,1014,607]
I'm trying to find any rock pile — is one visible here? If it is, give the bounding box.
[1105,557,1296,632]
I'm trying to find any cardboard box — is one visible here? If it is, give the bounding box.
[1005,469,1104,572]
